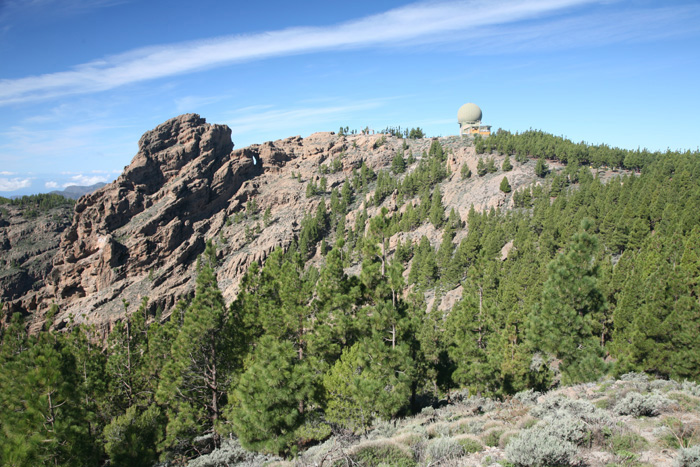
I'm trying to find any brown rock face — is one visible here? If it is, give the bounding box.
[9,114,547,331]
[0,204,73,310]
[19,114,259,329]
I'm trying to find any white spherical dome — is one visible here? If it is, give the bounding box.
[457,103,482,123]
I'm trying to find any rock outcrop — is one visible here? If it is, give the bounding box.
[3,114,548,332]
[0,204,73,306]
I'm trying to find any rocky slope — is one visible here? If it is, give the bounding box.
[0,203,73,306]
[2,113,548,332]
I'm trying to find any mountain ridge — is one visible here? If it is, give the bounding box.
[3,113,543,332]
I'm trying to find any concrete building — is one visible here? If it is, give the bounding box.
[458,103,491,137]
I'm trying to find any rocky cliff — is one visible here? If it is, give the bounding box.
[2,114,546,332]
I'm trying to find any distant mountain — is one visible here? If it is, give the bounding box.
[49,182,107,200]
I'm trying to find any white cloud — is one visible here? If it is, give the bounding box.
[63,174,108,187]
[0,0,603,105]
[225,99,390,136]
[0,177,31,191]
[175,94,232,113]
[0,122,132,161]
[45,181,59,189]
[1,0,129,24]
[0,171,15,175]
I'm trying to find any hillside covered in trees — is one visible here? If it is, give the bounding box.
[2,124,700,466]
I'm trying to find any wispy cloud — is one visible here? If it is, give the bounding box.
[444,4,700,54]
[0,0,602,105]
[174,94,232,113]
[225,99,389,136]
[0,122,130,158]
[62,173,108,187]
[0,0,128,23]
[0,177,31,191]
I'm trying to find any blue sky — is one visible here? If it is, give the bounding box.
[1,0,699,195]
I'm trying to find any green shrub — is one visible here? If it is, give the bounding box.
[343,441,416,467]
[294,416,332,445]
[668,392,700,411]
[454,418,484,435]
[610,432,648,455]
[595,398,612,410]
[505,428,578,466]
[455,435,483,453]
[482,429,504,447]
[659,416,700,449]
[391,432,425,447]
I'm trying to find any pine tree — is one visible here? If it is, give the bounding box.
[502,155,513,172]
[486,157,497,173]
[103,405,163,467]
[529,220,606,384]
[157,242,241,455]
[500,176,512,193]
[474,135,486,154]
[477,158,487,177]
[323,338,411,433]
[105,298,149,414]
[341,179,353,207]
[461,163,472,179]
[231,336,321,454]
[429,187,445,228]
[413,294,451,398]
[392,150,406,174]
[535,157,549,178]
[310,247,361,363]
[263,206,272,226]
[0,314,97,466]
[437,222,456,282]
[447,268,499,396]
[416,236,437,288]
[428,139,445,161]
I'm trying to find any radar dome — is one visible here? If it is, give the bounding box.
[457,103,482,123]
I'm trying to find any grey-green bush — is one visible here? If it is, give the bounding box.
[539,412,589,445]
[426,437,465,463]
[505,428,578,466]
[186,438,280,467]
[614,391,672,417]
[681,381,700,398]
[674,445,700,467]
[530,395,609,425]
[514,389,542,406]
